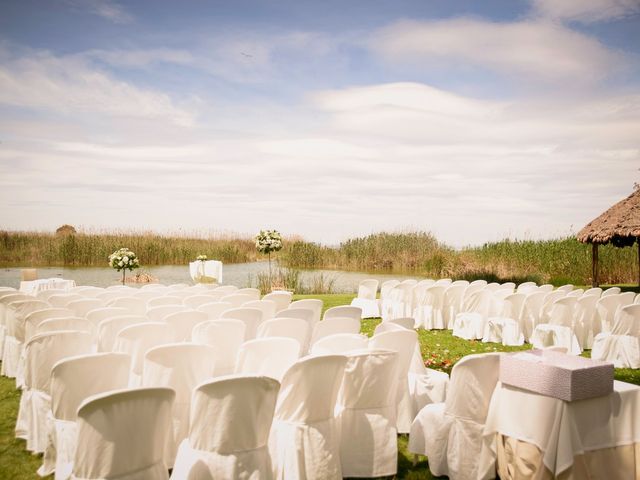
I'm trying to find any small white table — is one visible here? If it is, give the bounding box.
[19,278,76,295]
[479,380,640,479]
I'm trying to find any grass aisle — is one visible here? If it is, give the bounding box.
[0,293,637,478]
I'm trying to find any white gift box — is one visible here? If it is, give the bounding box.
[499,349,614,402]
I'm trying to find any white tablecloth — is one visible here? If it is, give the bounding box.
[478,380,640,478]
[19,278,76,295]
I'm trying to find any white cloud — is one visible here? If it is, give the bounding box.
[369,18,624,84]
[531,0,640,23]
[0,49,194,126]
[66,0,133,24]
[83,48,195,68]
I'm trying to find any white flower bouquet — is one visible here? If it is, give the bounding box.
[196,254,208,261]
[109,248,140,284]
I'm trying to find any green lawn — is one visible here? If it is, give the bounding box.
[1,293,637,479]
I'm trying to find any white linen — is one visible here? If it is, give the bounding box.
[592,304,640,368]
[478,380,640,479]
[20,279,76,295]
[170,375,280,480]
[189,260,223,283]
[350,279,379,319]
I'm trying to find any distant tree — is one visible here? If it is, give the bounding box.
[55,224,77,235]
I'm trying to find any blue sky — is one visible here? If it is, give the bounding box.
[1,0,639,247]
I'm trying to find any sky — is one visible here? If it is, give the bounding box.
[1,0,639,247]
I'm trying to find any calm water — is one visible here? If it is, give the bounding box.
[0,261,422,293]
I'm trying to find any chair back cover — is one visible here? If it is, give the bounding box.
[611,304,640,336]
[85,307,128,325]
[256,317,310,352]
[107,296,147,315]
[147,296,183,308]
[275,307,314,324]
[146,304,188,322]
[220,307,263,339]
[596,294,631,334]
[25,331,93,393]
[356,279,378,300]
[235,287,262,301]
[73,387,175,479]
[164,310,208,342]
[24,307,75,342]
[444,352,500,422]
[6,300,51,340]
[113,322,173,380]
[336,350,399,477]
[310,316,360,346]
[235,337,301,381]
[36,316,93,336]
[97,315,148,352]
[48,294,84,308]
[51,352,131,421]
[311,333,368,355]
[413,285,446,329]
[443,284,467,328]
[191,319,246,375]
[269,355,348,479]
[323,305,362,321]
[388,317,415,329]
[196,301,233,320]
[548,296,578,327]
[143,343,217,466]
[262,291,293,312]
[220,293,255,309]
[374,322,406,335]
[182,295,217,309]
[66,299,105,318]
[602,286,622,297]
[289,299,323,327]
[242,299,278,321]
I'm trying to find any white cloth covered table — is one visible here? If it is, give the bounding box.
[478,380,640,479]
[20,279,76,295]
[189,260,223,283]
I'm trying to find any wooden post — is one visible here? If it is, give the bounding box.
[637,239,640,287]
[592,243,599,287]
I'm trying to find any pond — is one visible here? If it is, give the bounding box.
[0,261,424,293]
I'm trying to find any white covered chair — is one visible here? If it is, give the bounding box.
[143,343,217,467]
[275,307,315,328]
[413,285,446,330]
[309,316,361,346]
[516,281,537,293]
[583,287,603,298]
[236,287,261,301]
[269,355,348,480]
[16,331,93,453]
[39,352,130,478]
[235,337,301,382]
[66,299,104,318]
[146,304,188,322]
[71,387,175,480]
[0,292,31,359]
[183,295,220,310]
[531,296,581,354]
[381,283,414,321]
[196,301,233,320]
[164,310,208,342]
[602,286,622,297]
[592,304,640,368]
[221,293,256,309]
[220,307,263,339]
[408,353,501,480]
[443,284,467,329]
[36,317,93,337]
[336,350,399,478]
[368,329,418,433]
[310,333,369,355]
[595,293,634,335]
[388,317,416,330]
[191,319,246,376]
[256,317,310,353]
[323,305,362,322]
[452,290,501,341]
[574,294,598,349]
[379,280,400,317]
[481,293,526,346]
[538,289,568,324]
[520,290,547,342]
[171,375,280,480]
[242,299,278,321]
[106,296,147,315]
[24,307,75,343]
[48,294,84,308]
[147,296,183,308]
[262,291,293,312]
[85,307,128,326]
[350,279,380,318]
[289,299,323,329]
[113,322,173,386]
[97,315,148,352]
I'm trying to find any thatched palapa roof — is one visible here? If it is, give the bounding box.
[577,189,640,247]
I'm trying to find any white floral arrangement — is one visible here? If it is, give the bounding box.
[255,230,283,254]
[196,254,208,261]
[108,248,140,272]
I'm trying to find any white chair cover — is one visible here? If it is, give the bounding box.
[235,337,301,381]
[520,291,547,341]
[242,300,278,321]
[196,301,233,320]
[147,296,183,308]
[443,284,467,329]
[171,375,280,480]
[164,310,208,342]
[388,317,416,330]
[146,304,188,322]
[452,290,501,341]
[602,286,622,297]
[574,294,598,349]
[595,293,635,335]
[310,316,361,346]
[71,388,174,480]
[289,299,323,329]
[183,295,219,309]
[310,333,369,355]
[323,305,362,322]
[85,307,128,325]
[107,296,147,315]
[235,287,261,301]
[40,352,130,478]
[220,294,256,309]
[97,315,148,352]
[16,331,93,453]
[350,279,380,318]
[191,319,246,376]
[24,307,75,343]
[592,304,640,368]
[256,317,311,353]
[531,297,581,354]
[413,285,446,329]
[336,350,399,478]
[66,299,105,318]
[142,343,217,466]
[262,291,293,312]
[408,353,501,480]
[269,355,348,480]
[37,317,93,337]
[368,329,418,433]
[220,307,263,340]
[113,322,173,386]
[48,294,84,308]
[382,284,414,321]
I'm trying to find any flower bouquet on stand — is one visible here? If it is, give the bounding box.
[255,229,283,291]
[194,254,217,284]
[109,248,140,285]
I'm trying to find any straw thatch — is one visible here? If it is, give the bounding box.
[577,189,640,247]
